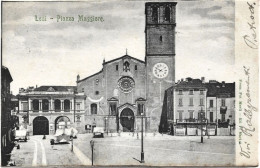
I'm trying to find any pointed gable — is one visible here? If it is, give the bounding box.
[47,87,55,92]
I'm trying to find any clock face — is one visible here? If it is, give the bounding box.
[153,63,169,78]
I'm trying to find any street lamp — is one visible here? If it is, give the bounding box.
[90,140,94,166]
[71,129,74,152]
[200,107,204,143]
[140,112,145,163]
[105,117,108,135]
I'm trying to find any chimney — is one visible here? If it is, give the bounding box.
[201,77,205,83]
[222,81,225,87]
[77,74,80,82]
[181,78,183,82]
[36,85,38,88]
[186,77,192,82]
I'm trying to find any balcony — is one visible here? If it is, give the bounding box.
[176,118,197,123]
[218,119,230,128]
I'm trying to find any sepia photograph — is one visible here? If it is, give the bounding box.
[1,0,258,167]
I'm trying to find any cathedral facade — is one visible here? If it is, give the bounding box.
[77,2,176,133]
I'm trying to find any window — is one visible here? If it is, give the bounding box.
[116,65,118,71]
[95,79,99,85]
[91,103,97,115]
[178,90,183,95]
[189,111,194,119]
[54,99,61,112]
[82,88,84,92]
[189,98,193,106]
[198,111,205,120]
[152,7,158,22]
[179,112,183,121]
[123,61,130,72]
[32,99,39,112]
[200,98,204,106]
[76,116,81,122]
[189,89,194,95]
[210,112,213,122]
[135,65,137,70]
[109,103,117,116]
[200,89,204,95]
[42,99,49,112]
[178,98,183,106]
[210,100,214,107]
[159,36,162,42]
[221,99,226,106]
[137,103,144,115]
[76,103,80,111]
[64,99,70,112]
[221,114,225,122]
[22,102,29,112]
[95,91,99,95]
[165,6,170,21]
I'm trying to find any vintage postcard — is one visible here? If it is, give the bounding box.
[1,0,258,167]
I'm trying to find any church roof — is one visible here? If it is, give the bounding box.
[103,54,145,65]
[77,54,145,83]
[33,86,76,92]
[77,70,103,83]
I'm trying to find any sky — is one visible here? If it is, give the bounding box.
[2,0,235,94]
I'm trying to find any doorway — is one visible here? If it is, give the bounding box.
[120,108,135,132]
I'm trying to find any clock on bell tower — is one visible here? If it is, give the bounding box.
[145,2,177,131]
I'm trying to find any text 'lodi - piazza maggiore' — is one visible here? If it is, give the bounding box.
[14,2,235,136]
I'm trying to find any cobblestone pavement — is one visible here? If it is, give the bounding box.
[10,135,81,167]
[9,133,235,167]
[74,133,235,166]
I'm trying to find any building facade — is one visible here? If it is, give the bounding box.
[162,77,235,136]
[76,2,177,133]
[17,86,86,135]
[206,81,235,135]
[1,66,15,166]
[173,77,207,135]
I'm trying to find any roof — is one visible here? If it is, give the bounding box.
[33,86,76,92]
[206,82,235,97]
[175,78,206,89]
[145,2,177,6]
[2,66,13,82]
[107,97,118,101]
[11,94,18,99]
[77,70,103,83]
[103,55,145,65]
[136,97,146,102]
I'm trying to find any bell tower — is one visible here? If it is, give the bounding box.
[145,2,177,131]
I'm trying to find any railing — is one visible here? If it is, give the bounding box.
[176,118,198,123]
